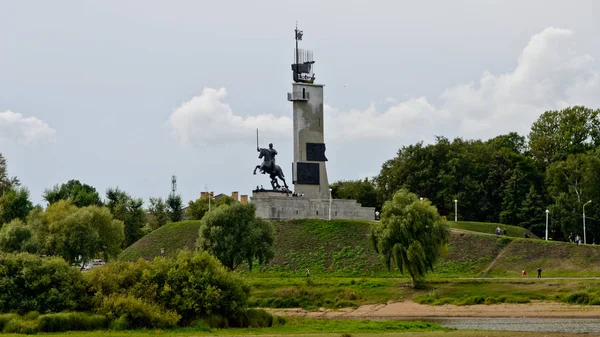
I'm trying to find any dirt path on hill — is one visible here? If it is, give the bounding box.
[269,300,600,318]
[479,240,513,277]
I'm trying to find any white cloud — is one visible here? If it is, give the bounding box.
[168,87,291,147]
[0,110,56,144]
[168,27,599,147]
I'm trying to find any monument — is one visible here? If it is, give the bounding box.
[251,24,374,221]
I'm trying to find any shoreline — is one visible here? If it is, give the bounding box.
[269,300,600,318]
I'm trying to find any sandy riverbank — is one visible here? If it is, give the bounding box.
[270,300,600,318]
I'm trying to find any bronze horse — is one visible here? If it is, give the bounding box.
[253,147,288,190]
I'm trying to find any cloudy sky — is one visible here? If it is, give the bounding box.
[1,0,598,205]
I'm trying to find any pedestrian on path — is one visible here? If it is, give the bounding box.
[537,267,542,278]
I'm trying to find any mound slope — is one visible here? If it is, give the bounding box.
[119,219,550,277]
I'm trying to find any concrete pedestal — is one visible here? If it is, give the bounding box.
[251,191,375,221]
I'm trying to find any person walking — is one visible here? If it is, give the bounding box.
[537,267,542,278]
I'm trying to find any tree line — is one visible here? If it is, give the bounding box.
[333,106,600,242]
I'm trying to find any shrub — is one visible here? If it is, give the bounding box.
[0,314,19,330]
[238,309,273,328]
[99,294,180,329]
[0,252,87,314]
[3,318,39,334]
[37,312,108,332]
[87,250,251,324]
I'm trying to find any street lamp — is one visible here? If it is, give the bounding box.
[454,199,458,222]
[329,188,333,221]
[584,200,592,244]
[545,209,549,240]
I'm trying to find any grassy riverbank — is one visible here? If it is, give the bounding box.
[0,317,450,336]
[246,277,600,309]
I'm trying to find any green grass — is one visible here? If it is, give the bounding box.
[118,221,201,261]
[119,219,600,279]
[0,317,450,336]
[247,277,413,309]
[246,277,600,309]
[449,221,537,238]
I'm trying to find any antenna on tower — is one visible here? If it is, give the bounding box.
[171,175,177,196]
[291,23,315,83]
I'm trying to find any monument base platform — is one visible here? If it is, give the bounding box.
[251,191,375,221]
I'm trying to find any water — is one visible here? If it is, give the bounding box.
[420,317,600,334]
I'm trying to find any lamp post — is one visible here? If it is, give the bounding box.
[454,199,458,222]
[545,209,549,240]
[584,200,592,244]
[329,188,332,221]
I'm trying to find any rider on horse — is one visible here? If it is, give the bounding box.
[257,143,278,173]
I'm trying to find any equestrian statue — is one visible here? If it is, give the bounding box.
[253,130,288,190]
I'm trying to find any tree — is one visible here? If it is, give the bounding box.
[0,153,19,196]
[518,185,547,232]
[42,179,102,207]
[0,187,34,225]
[528,106,600,168]
[51,206,125,265]
[186,195,235,220]
[371,188,450,288]
[105,187,146,247]
[197,202,274,271]
[166,193,183,222]
[545,152,600,240]
[0,219,38,253]
[330,178,381,210]
[148,197,169,231]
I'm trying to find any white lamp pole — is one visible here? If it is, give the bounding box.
[584,200,592,244]
[545,209,549,240]
[329,188,332,221]
[454,199,458,222]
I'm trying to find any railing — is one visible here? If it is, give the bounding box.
[287,91,310,101]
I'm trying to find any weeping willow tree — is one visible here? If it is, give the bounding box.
[371,188,450,288]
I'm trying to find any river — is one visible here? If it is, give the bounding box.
[418,317,600,334]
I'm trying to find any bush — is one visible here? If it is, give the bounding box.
[0,252,87,314]
[238,309,273,328]
[3,318,39,334]
[37,312,108,332]
[87,250,251,324]
[0,314,19,330]
[99,294,180,329]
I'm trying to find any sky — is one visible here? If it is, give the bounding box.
[1,0,599,206]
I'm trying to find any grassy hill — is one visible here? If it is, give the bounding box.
[118,220,202,261]
[448,221,538,239]
[119,218,600,277]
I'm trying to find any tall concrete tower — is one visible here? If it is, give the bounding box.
[287,25,329,200]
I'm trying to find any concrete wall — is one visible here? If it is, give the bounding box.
[291,83,330,199]
[251,191,375,221]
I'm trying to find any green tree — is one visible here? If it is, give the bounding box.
[166,193,183,222]
[148,197,169,230]
[197,202,274,271]
[186,195,235,220]
[546,152,600,240]
[486,132,527,154]
[0,219,38,253]
[518,185,547,231]
[0,153,19,196]
[371,188,450,288]
[0,187,34,225]
[42,179,102,207]
[528,106,600,168]
[330,178,381,210]
[54,206,125,265]
[105,187,146,247]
